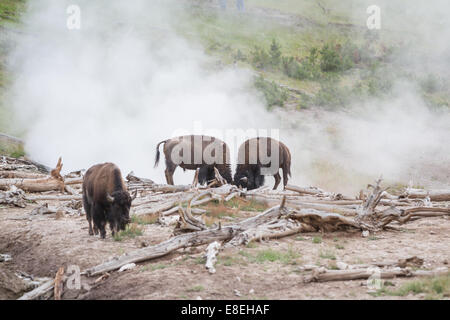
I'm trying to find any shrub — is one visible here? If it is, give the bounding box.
[319,43,342,72]
[269,39,282,67]
[251,46,271,70]
[254,75,288,109]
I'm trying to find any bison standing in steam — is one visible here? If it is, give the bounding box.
[82,163,136,239]
[234,137,292,190]
[154,135,232,185]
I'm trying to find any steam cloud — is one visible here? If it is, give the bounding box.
[7,0,450,194]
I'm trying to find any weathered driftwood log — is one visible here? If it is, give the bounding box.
[285,184,324,195]
[304,267,448,283]
[85,200,288,276]
[148,184,192,193]
[174,195,208,234]
[85,226,240,276]
[0,185,26,207]
[0,171,47,179]
[0,177,64,192]
[401,188,450,201]
[204,241,221,274]
[126,171,154,185]
[17,279,55,300]
[54,267,64,300]
[25,194,82,201]
[0,158,65,192]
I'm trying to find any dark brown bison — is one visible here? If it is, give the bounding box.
[154,135,232,185]
[233,137,291,190]
[82,163,136,239]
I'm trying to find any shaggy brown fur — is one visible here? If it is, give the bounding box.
[154,135,232,185]
[82,163,134,239]
[234,137,292,190]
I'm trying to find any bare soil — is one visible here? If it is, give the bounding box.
[1,199,449,300]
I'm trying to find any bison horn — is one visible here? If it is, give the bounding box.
[240,177,248,183]
[106,194,115,203]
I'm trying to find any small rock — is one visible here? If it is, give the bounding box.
[236,276,241,282]
[443,259,448,265]
[336,262,348,270]
[362,230,370,238]
[140,241,149,248]
[118,263,136,272]
[249,289,254,295]
[302,264,316,271]
[0,254,12,262]
[196,296,202,300]
[234,289,241,297]
[429,231,436,235]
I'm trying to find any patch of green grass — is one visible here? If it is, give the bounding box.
[295,236,307,241]
[239,247,301,265]
[335,244,345,250]
[246,241,257,248]
[141,263,169,272]
[373,274,450,299]
[319,250,336,260]
[187,285,204,292]
[312,236,322,244]
[131,214,158,225]
[367,236,379,241]
[113,223,143,241]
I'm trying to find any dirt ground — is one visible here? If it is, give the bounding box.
[1,198,449,300]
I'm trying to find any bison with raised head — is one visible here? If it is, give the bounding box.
[154,135,232,185]
[234,137,292,190]
[82,163,136,239]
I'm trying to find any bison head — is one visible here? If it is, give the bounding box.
[233,165,265,190]
[106,190,136,234]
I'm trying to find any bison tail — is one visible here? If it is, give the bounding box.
[285,148,292,178]
[154,140,167,168]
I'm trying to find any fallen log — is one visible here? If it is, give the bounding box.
[304,267,448,283]
[0,158,65,192]
[0,185,26,207]
[126,171,154,185]
[204,241,221,274]
[0,171,47,179]
[85,226,239,276]
[54,267,64,300]
[0,177,64,192]
[25,194,82,201]
[85,200,287,276]
[17,279,55,300]
[402,188,450,201]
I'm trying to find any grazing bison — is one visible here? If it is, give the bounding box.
[82,163,136,239]
[154,135,232,185]
[234,137,291,190]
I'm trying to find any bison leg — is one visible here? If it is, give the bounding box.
[164,164,177,185]
[273,172,281,190]
[93,204,107,239]
[282,168,289,190]
[83,194,94,236]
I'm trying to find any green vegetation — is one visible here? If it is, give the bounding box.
[240,247,301,265]
[319,250,336,260]
[131,214,158,225]
[312,236,322,244]
[372,274,450,299]
[176,3,449,111]
[113,223,144,241]
[187,285,204,292]
[253,75,288,109]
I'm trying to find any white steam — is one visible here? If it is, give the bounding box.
[8,0,450,193]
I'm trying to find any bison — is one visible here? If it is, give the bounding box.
[154,135,232,185]
[233,137,292,190]
[82,163,136,239]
